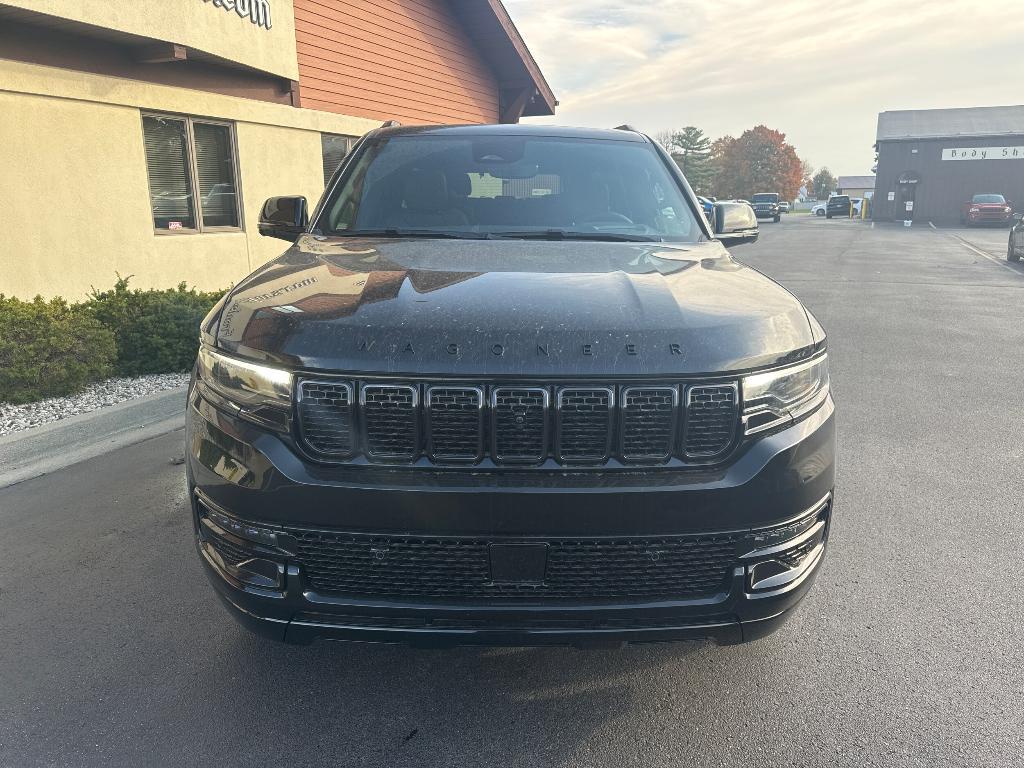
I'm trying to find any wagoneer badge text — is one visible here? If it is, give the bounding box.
[355,339,685,358]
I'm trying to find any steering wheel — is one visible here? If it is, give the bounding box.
[580,212,634,226]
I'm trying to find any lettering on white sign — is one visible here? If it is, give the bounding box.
[203,0,272,30]
[942,146,1024,161]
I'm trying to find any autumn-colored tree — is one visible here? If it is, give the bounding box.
[708,126,804,201]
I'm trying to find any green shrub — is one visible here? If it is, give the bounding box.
[0,295,117,405]
[86,276,226,376]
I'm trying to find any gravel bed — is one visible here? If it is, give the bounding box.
[0,372,191,437]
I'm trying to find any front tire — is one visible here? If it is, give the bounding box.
[816,209,825,217]
[1010,240,1021,262]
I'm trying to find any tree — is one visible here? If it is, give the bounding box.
[665,126,715,193]
[653,130,676,152]
[707,125,805,201]
[811,168,837,201]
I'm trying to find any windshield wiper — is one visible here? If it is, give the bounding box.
[332,229,490,240]
[490,230,661,242]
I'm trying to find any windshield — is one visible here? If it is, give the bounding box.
[751,193,779,203]
[317,134,701,242]
[972,194,1005,204]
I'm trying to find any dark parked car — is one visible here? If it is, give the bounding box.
[187,124,835,648]
[961,194,1014,226]
[1009,212,1023,262]
[751,192,782,222]
[826,195,851,219]
[697,195,715,221]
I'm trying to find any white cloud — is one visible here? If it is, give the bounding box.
[505,0,1024,174]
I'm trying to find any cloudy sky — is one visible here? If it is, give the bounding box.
[504,0,1024,175]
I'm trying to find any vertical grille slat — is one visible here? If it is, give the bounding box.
[360,384,419,460]
[556,387,614,462]
[426,386,484,462]
[683,384,738,459]
[297,380,355,457]
[491,387,549,464]
[620,386,678,462]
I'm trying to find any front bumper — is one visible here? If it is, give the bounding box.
[968,211,1012,224]
[186,390,836,647]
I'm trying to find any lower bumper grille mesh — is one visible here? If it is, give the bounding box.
[289,530,739,602]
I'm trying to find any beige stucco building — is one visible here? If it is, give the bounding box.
[0,0,555,299]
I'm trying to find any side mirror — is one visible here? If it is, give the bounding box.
[259,196,308,241]
[713,201,759,246]
[1013,212,1023,223]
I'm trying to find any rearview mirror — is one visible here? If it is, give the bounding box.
[713,202,759,246]
[259,196,308,241]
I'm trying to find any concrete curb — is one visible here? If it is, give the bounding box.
[0,386,187,489]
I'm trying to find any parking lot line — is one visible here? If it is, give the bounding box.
[928,222,1021,276]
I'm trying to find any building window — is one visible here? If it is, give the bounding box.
[143,114,241,233]
[322,133,357,186]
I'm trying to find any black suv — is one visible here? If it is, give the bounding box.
[826,195,851,219]
[187,124,835,648]
[750,192,782,223]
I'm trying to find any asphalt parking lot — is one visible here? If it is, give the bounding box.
[2,215,1023,767]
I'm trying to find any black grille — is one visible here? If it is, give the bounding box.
[491,387,549,463]
[297,381,354,457]
[295,379,741,467]
[684,384,738,458]
[426,386,484,461]
[620,386,678,461]
[290,529,738,601]
[556,387,613,461]
[361,385,418,460]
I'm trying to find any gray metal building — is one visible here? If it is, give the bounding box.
[872,105,1024,224]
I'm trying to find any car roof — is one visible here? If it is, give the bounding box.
[371,123,650,143]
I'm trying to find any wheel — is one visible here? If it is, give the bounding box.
[816,209,825,216]
[773,215,781,223]
[1010,239,1021,262]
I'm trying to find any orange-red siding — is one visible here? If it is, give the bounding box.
[294,0,500,125]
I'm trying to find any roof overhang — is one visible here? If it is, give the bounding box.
[448,0,557,121]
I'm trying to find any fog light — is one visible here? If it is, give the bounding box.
[744,520,826,593]
[748,559,795,590]
[201,538,286,590]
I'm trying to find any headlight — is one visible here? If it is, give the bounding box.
[742,354,829,436]
[195,345,293,431]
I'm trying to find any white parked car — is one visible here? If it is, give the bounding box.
[811,202,827,216]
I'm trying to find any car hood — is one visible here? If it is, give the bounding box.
[213,235,818,376]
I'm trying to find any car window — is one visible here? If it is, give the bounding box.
[971,194,1005,204]
[319,134,701,242]
[751,194,778,203]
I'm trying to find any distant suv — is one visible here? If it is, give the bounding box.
[187,124,835,648]
[826,195,851,219]
[751,192,782,223]
[961,194,1014,226]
